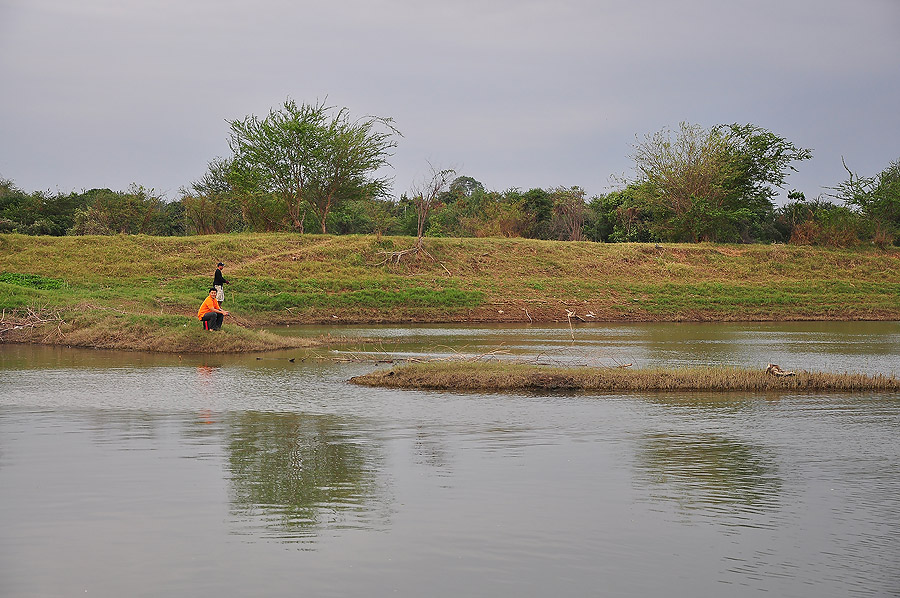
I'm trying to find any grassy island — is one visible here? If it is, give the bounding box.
[1,233,899,352]
[350,361,900,392]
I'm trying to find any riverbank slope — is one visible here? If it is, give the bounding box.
[2,233,899,351]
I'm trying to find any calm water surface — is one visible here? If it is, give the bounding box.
[1,322,899,597]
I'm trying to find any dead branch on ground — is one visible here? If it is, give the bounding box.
[0,307,65,340]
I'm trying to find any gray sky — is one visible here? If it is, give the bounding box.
[1,0,898,202]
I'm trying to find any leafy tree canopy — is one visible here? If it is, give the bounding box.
[226,99,400,233]
[628,122,812,242]
[831,158,900,239]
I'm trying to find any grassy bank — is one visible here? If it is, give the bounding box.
[350,361,900,392]
[0,309,353,353]
[1,233,899,351]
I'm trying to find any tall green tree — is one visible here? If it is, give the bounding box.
[831,157,900,243]
[549,186,587,241]
[585,184,654,242]
[520,188,554,239]
[716,123,813,207]
[628,122,811,242]
[226,99,400,234]
[448,176,485,198]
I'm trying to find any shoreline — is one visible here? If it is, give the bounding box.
[3,310,898,354]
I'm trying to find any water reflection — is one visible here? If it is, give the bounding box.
[225,412,387,542]
[3,325,900,597]
[634,432,781,520]
[642,390,776,412]
[275,320,900,375]
[412,427,451,472]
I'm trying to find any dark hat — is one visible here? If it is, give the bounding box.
[217,262,225,267]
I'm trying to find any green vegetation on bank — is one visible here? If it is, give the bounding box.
[1,233,899,351]
[350,361,900,392]
[0,310,324,353]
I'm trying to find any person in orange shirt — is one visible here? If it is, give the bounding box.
[198,288,229,330]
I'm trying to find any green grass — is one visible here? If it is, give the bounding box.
[1,233,900,349]
[160,276,484,312]
[0,272,65,289]
[1,309,353,353]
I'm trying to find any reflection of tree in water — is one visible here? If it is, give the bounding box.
[414,429,449,469]
[635,432,782,514]
[226,412,386,540]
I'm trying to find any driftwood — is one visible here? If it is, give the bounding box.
[766,363,796,377]
[377,246,421,265]
[0,307,65,341]
[376,243,452,276]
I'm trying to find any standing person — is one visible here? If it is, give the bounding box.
[213,262,229,303]
[198,288,229,330]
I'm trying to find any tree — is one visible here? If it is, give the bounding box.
[519,188,553,239]
[0,179,93,236]
[191,157,233,196]
[549,186,587,241]
[628,122,811,242]
[411,165,456,252]
[585,184,654,243]
[360,198,398,240]
[716,123,813,242]
[181,158,246,234]
[68,186,171,235]
[715,123,813,207]
[379,165,455,264]
[830,157,900,244]
[448,176,485,199]
[306,108,400,234]
[227,99,400,234]
[772,196,864,247]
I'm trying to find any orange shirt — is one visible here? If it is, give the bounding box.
[197,295,220,320]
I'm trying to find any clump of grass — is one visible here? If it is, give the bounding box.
[0,283,52,310]
[350,361,900,392]
[3,309,341,353]
[0,272,64,289]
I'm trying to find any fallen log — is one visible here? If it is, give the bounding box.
[766,363,796,377]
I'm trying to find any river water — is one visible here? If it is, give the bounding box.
[1,322,899,597]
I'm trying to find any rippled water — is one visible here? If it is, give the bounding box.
[1,322,899,597]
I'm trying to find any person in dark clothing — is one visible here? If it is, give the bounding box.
[213,262,229,303]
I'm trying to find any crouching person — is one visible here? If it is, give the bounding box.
[198,288,229,330]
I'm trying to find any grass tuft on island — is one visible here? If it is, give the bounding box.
[349,361,900,392]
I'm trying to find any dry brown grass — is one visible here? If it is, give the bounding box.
[1,309,346,353]
[3,234,900,331]
[350,361,900,392]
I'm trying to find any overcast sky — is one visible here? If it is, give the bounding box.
[1,0,898,203]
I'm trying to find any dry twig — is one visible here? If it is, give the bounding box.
[0,307,65,340]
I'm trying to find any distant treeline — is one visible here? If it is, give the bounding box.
[3,103,898,247]
[0,183,184,237]
[3,167,898,247]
